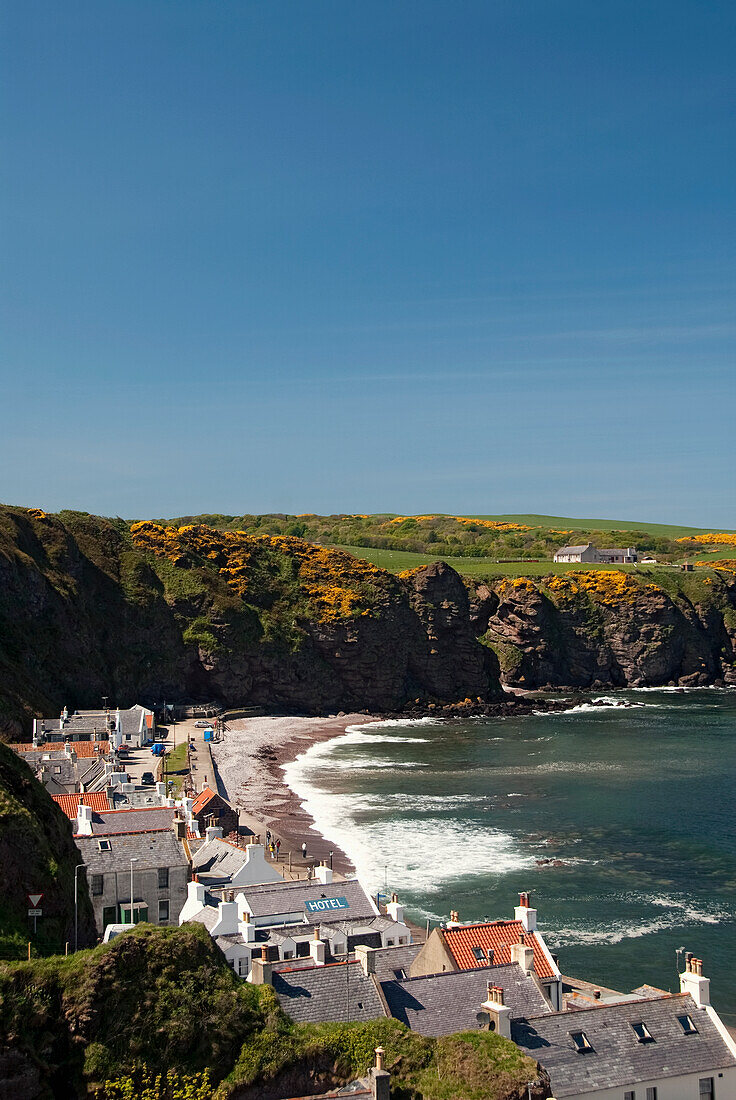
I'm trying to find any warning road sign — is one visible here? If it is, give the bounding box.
[27,893,44,907]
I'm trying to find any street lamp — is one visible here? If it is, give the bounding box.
[74,863,87,952]
[129,858,138,925]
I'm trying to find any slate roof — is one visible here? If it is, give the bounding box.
[191,837,251,879]
[81,807,176,836]
[52,792,110,818]
[441,921,556,979]
[272,960,388,1024]
[240,878,377,923]
[554,545,592,556]
[75,830,188,873]
[380,963,551,1037]
[368,943,423,981]
[512,994,736,1096]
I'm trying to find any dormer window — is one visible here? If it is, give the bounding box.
[97,839,111,851]
[631,1021,655,1044]
[570,1031,593,1053]
[677,1014,698,1035]
[472,945,487,962]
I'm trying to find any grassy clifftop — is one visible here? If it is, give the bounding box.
[0,923,544,1100]
[0,506,499,735]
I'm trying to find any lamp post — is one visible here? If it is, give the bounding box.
[74,863,87,952]
[129,858,138,925]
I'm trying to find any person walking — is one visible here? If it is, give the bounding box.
[276,838,281,858]
[266,829,272,845]
[301,841,307,859]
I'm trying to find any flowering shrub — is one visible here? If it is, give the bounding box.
[27,508,47,519]
[695,559,736,573]
[130,522,388,624]
[545,571,658,606]
[677,533,736,547]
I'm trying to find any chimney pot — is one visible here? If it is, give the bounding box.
[261,946,269,961]
[314,925,321,942]
[375,1047,385,1072]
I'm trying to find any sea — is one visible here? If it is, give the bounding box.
[283,688,736,1026]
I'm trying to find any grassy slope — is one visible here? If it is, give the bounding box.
[0,924,540,1100]
[460,514,725,536]
[333,544,642,578]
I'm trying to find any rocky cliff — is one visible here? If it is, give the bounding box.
[471,570,736,689]
[0,741,96,959]
[0,507,501,737]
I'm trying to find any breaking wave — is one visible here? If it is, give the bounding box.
[548,893,730,948]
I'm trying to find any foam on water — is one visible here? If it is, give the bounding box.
[548,892,731,948]
[283,731,533,894]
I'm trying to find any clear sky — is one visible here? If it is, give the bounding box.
[2,1,734,524]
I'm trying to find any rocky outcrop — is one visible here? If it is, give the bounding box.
[0,509,502,735]
[471,571,736,689]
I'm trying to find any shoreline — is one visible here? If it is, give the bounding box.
[210,713,380,875]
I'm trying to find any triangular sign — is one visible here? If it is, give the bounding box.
[27,893,43,907]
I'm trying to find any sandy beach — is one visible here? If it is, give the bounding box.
[210,713,378,874]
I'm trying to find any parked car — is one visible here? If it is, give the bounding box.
[141,771,155,785]
[195,719,213,727]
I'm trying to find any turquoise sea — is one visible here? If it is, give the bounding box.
[284,689,736,1026]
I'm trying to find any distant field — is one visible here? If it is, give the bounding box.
[331,544,642,577]
[455,514,727,537]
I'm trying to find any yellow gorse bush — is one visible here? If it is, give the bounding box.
[130,522,387,624]
[545,571,660,606]
[677,533,736,547]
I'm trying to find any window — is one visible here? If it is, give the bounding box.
[157,867,169,889]
[570,1031,593,1053]
[97,839,111,852]
[237,957,249,977]
[393,968,407,980]
[699,1080,714,1100]
[624,1093,635,1100]
[102,906,116,929]
[90,874,104,896]
[645,1089,657,1100]
[296,941,310,957]
[678,1013,698,1035]
[631,1021,655,1044]
[282,950,293,960]
[472,946,486,962]
[158,900,169,923]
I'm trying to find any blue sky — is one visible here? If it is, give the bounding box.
[2,1,734,524]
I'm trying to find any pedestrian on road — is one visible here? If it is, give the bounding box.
[302,841,307,859]
[266,829,272,844]
[276,839,281,857]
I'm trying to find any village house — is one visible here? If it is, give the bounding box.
[253,893,736,1098]
[409,894,563,1010]
[73,803,190,933]
[191,786,239,835]
[554,543,638,564]
[181,857,412,978]
[31,703,155,749]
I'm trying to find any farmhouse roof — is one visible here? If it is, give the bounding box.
[555,544,593,555]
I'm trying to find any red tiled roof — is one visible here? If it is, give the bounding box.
[52,792,110,818]
[441,920,555,980]
[191,787,218,814]
[9,740,111,757]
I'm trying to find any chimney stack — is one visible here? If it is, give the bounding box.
[386,892,405,925]
[481,983,512,1038]
[250,945,273,986]
[310,926,326,966]
[511,935,535,974]
[515,891,537,932]
[315,861,333,884]
[447,909,461,927]
[680,952,710,1007]
[355,944,376,976]
[371,1046,390,1100]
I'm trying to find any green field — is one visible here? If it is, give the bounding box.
[332,544,643,578]
[453,514,729,537]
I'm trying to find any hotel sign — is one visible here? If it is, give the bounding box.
[305,896,349,914]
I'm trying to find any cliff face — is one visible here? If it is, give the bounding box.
[0,508,501,736]
[0,742,96,959]
[471,570,736,689]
